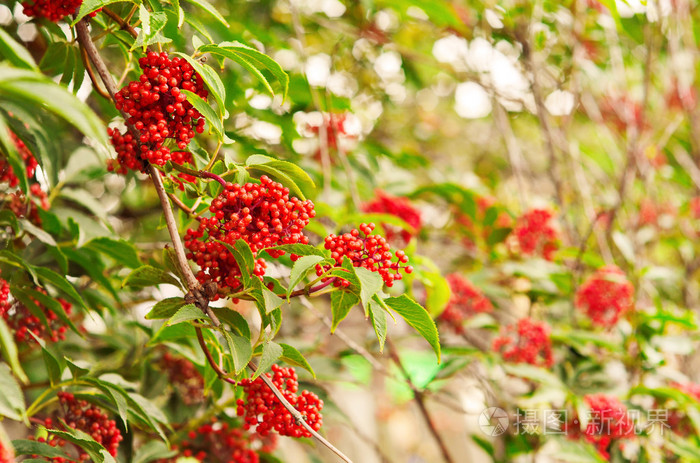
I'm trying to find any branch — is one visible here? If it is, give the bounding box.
[387,339,455,463]
[102,7,138,38]
[76,14,352,462]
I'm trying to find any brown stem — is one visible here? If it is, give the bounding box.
[387,339,455,463]
[168,192,194,216]
[79,44,110,99]
[103,7,138,38]
[75,14,351,462]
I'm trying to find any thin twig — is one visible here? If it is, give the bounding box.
[75,13,352,462]
[103,7,138,38]
[79,44,110,99]
[386,339,455,463]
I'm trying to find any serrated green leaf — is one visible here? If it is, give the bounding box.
[223,330,252,374]
[0,250,37,283]
[383,295,440,362]
[287,255,326,297]
[0,363,25,421]
[123,265,182,289]
[19,218,57,246]
[48,428,116,463]
[0,28,37,70]
[132,6,168,51]
[211,307,250,339]
[145,297,186,319]
[353,267,384,314]
[73,0,136,24]
[199,43,288,98]
[167,304,203,325]
[85,237,141,269]
[132,441,178,463]
[173,53,228,120]
[280,343,315,378]
[34,267,88,311]
[183,0,229,27]
[181,89,221,141]
[330,290,359,332]
[245,154,315,199]
[253,340,283,379]
[12,439,71,459]
[261,243,328,258]
[368,296,387,352]
[0,318,28,383]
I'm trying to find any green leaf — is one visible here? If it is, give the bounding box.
[0,210,19,233]
[34,267,88,311]
[0,363,25,421]
[23,287,80,336]
[287,255,326,298]
[183,0,229,27]
[19,219,57,246]
[0,66,107,146]
[74,0,136,24]
[173,53,228,120]
[81,377,130,431]
[0,28,37,70]
[12,440,71,459]
[261,243,328,258]
[384,295,441,362]
[47,428,116,463]
[502,363,564,386]
[125,393,169,439]
[253,340,283,379]
[223,330,252,374]
[330,290,359,332]
[353,267,384,314]
[133,441,178,463]
[245,154,315,199]
[368,297,387,352]
[181,89,222,141]
[167,304,203,325]
[132,6,168,51]
[145,297,187,319]
[280,343,315,378]
[123,265,182,289]
[85,237,141,269]
[0,318,28,383]
[0,250,37,283]
[211,307,250,339]
[219,239,255,285]
[199,43,288,99]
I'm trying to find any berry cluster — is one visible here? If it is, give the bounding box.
[1,132,49,226]
[22,0,98,22]
[361,190,422,243]
[510,208,558,261]
[37,392,122,462]
[236,364,323,438]
[0,279,72,344]
[109,52,207,172]
[315,223,413,288]
[161,352,204,405]
[157,418,276,463]
[569,394,634,460]
[576,266,633,328]
[438,273,493,334]
[492,318,554,368]
[184,176,315,295]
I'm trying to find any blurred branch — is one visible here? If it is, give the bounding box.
[387,339,455,463]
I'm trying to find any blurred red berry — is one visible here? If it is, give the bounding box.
[576,266,633,328]
[438,273,492,334]
[492,318,554,368]
[569,394,634,460]
[361,190,421,243]
[510,208,559,261]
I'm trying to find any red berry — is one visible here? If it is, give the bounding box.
[492,318,553,368]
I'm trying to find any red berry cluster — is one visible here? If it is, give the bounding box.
[492,318,554,368]
[157,418,276,463]
[109,52,207,172]
[0,280,72,344]
[1,132,49,226]
[576,266,633,328]
[569,394,634,460]
[361,190,422,243]
[438,273,493,334]
[315,223,413,288]
[236,364,323,438]
[510,208,559,261]
[37,392,122,462]
[161,352,204,405]
[184,176,315,295]
[22,0,98,22]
